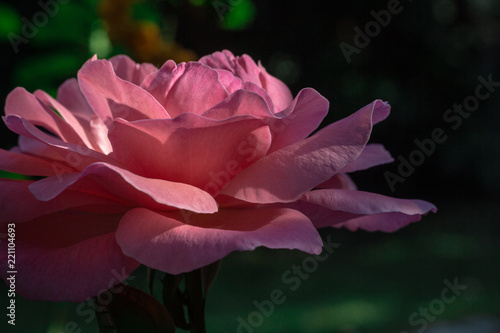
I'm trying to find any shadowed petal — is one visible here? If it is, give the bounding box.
[28,162,218,214]
[0,179,128,223]
[298,189,437,231]
[116,207,322,274]
[316,173,358,190]
[0,217,139,302]
[5,88,83,144]
[57,78,95,120]
[0,148,56,176]
[338,143,394,173]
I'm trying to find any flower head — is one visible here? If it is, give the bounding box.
[0,50,435,302]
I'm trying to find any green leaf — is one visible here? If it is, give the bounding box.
[0,170,30,180]
[0,3,21,40]
[218,0,256,31]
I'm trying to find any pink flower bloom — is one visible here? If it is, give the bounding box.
[0,50,436,302]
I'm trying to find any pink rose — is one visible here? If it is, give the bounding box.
[0,50,435,302]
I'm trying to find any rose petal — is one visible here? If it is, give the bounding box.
[201,89,274,119]
[56,79,113,153]
[17,136,68,162]
[0,179,128,223]
[109,54,158,86]
[144,62,230,117]
[371,100,391,124]
[220,100,387,203]
[108,114,272,194]
[214,68,243,94]
[316,173,358,190]
[337,212,429,232]
[3,115,113,170]
[0,220,138,301]
[5,88,83,144]
[198,50,237,73]
[28,162,218,214]
[33,89,96,149]
[116,207,322,274]
[200,50,294,112]
[338,143,394,173]
[267,88,329,153]
[257,60,294,112]
[241,82,275,112]
[299,189,437,230]
[57,78,94,120]
[78,59,168,123]
[0,148,56,176]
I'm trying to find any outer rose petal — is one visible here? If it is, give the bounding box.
[267,88,329,153]
[316,173,358,190]
[0,179,128,223]
[220,100,387,203]
[3,115,115,170]
[17,136,70,163]
[36,90,115,155]
[28,162,218,214]
[0,220,139,302]
[0,148,56,176]
[116,207,322,274]
[338,212,430,232]
[298,189,437,231]
[5,88,83,144]
[338,143,394,173]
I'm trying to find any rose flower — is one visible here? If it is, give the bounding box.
[0,50,436,302]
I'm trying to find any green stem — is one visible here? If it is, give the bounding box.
[185,268,206,333]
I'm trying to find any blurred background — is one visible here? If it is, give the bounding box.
[0,0,499,332]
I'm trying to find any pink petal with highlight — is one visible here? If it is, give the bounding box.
[146,62,231,117]
[200,50,294,112]
[108,114,272,194]
[4,115,113,170]
[78,59,168,122]
[267,88,329,153]
[220,100,386,203]
[109,55,158,86]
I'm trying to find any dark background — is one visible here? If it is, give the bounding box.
[0,0,499,332]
